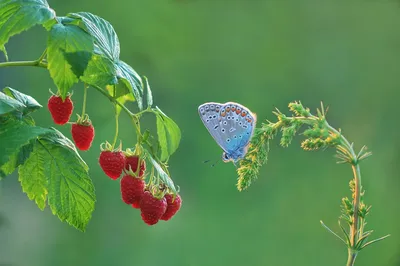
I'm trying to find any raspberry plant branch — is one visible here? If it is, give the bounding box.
[236,101,389,265]
[0,4,182,230]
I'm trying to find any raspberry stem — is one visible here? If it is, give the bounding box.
[81,83,88,118]
[111,86,119,149]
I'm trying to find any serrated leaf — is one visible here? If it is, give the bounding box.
[19,135,95,231]
[0,118,51,167]
[18,141,48,210]
[42,127,87,168]
[146,151,177,194]
[67,12,143,109]
[143,76,153,108]
[0,0,55,54]
[68,12,119,61]
[47,20,94,99]
[154,107,181,161]
[41,138,94,231]
[0,91,26,115]
[3,87,42,114]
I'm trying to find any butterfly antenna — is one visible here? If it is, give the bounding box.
[203,159,211,164]
[211,160,220,167]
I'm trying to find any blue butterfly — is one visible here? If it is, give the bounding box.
[198,102,257,164]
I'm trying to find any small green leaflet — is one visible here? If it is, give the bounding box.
[142,76,153,108]
[146,151,177,194]
[0,118,51,168]
[18,132,95,231]
[3,87,42,114]
[0,0,56,57]
[155,107,181,161]
[67,12,143,109]
[0,91,26,115]
[47,18,94,99]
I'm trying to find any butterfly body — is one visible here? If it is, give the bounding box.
[198,102,256,164]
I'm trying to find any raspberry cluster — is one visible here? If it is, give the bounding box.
[99,148,182,225]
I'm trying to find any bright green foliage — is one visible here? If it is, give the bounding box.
[0,3,182,232]
[0,118,51,167]
[0,91,26,115]
[155,107,181,161]
[3,87,42,114]
[0,0,55,58]
[47,18,94,99]
[0,87,95,231]
[67,12,143,109]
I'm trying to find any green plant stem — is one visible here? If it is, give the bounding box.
[0,60,47,68]
[346,250,357,266]
[282,116,362,266]
[81,84,88,117]
[111,86,119,149]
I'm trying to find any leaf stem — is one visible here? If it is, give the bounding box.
[81,84,88,118]
[111,86,119,149]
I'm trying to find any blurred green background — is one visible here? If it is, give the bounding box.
[1,0,400,265]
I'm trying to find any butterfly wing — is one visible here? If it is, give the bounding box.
[198,102,256,156]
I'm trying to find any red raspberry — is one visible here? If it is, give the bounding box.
[99,151,125,180]
[161,194,182,221]
[124,155,146,177]
[47,95,74,125]
[120,175,145,205]
[140,191,167,225]
[132,202,140,209]
[71,122,95,151]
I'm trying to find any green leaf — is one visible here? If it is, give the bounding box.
[106,85,135,116]
[0,91,26,115]
[154,107,181,161]
[156,114,168,161]
[18,133,95,231]
[3,87,42,114]
[42,127,87,168]
[81,54,118,88]
[67,12,119,61]
[146,151,177,194]
[0,142,33,179]
[18,142,48,210]
[0,0,56,55]
[47,19,94,99]
[142,76,153,108]
[116,61,143,110]
[0,118,51,167]
[68,12,143,109]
